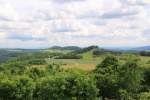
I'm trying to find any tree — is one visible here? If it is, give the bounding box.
[28,59,46,65]
[0,79,17,100]
[94,56,120,99]
[14,76,35,100]
[0,76,35,100]
[34,69,98,100]
[143,68,150,89]
[119,59,143,99]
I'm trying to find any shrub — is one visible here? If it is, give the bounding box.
[94,56,143,100]
[119,60,143,93]
[28,68,46,79]
[93,50,105,56]
[139,91,150,100]
[55,53,81,59]
[94,56,120,99]
[0,79,17,100]
[28,59,46,65]
[34,69,98,100]
[140,51,150,57]
[0,76,35,100]
[143,68,150,89]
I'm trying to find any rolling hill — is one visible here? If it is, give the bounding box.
[131,46,150,51]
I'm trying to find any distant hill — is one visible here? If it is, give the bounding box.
[72,45,121,58]
[72,46,99,54]
[131,46,150,51]
[0,48,41,63]
[0,49,18,63]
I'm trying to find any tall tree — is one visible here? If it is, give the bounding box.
[94,56,120,99]
[119,59,143,99]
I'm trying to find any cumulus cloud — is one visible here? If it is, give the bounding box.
[0,0,149,48]
[101,9,138,19]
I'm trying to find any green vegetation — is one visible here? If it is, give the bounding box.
[28,59,47,65]
[0,46,150,99]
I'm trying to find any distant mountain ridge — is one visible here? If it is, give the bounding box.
[131,46,150,51]
[103,46,150,52]
[72,46,99,54]
[1,45,150,52]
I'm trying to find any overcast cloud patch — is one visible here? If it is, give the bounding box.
[0,0,149,47]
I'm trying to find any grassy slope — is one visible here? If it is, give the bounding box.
[32,47,150,71]
[46,48,106,71]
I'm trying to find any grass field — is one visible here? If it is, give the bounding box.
[45,55,150,71]
[48,59,101,70]
[30,48,150,71]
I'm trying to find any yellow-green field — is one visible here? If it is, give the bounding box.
[47,59,101,71]
[44,55,150,71]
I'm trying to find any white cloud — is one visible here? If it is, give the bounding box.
[0,32,7,39]
[0,0,149,48]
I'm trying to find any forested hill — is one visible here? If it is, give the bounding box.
[0,49,40,63]
[1,45,150,64]
[131,46,150,51]
[0,49,18,63]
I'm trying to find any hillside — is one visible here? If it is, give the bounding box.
[72,46,99,54]
[131,46,150,51]
[71,46,121,60]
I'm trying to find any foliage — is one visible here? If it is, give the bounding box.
[28,59,47,65]
[94,56,143,100]
[0,49,149,100]
[119,59,143,90]
[94,56,120,99]
[73,45,99,54]
[55,53,81,59]
[118,59,143,99]
[0,76,35,100]
[139,91,150,100]
[35,69,98,100]
[140,51,150,56]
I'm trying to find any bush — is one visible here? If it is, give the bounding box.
[55,53,81,59]
[94,56,120,99]
[47,64,61,74]
[28,68,46,79]
[0,79,17,100]
[3,61,27,75]
[94,56,143,99]
[34,69,98,100]
[139,91,150,100]
[92,50,106,57]
[140,51,150,57]
[143,68,150,89]
[119,60,143,94]
[0,76,35,100]
[28,59,46,65]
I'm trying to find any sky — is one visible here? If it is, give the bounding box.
[0,0,150,48]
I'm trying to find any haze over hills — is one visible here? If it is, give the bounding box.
[131,46,150,51]
[0,46,150,62]
[0,45,150,52]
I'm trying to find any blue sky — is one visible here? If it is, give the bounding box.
[0,0,150,48]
